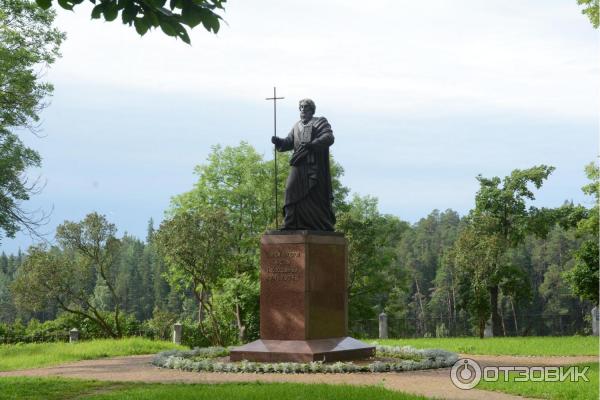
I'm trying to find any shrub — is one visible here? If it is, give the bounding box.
[153,345,459,374]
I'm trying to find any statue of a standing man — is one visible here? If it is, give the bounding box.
[271,99,336,231]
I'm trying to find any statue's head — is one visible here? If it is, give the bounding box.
[299,98,316,123]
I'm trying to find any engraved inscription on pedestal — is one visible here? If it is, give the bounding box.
[264,249,301,282]
[260,243,306,340]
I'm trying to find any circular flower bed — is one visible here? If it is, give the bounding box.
[152,345,458,374]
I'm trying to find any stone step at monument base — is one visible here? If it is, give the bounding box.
[229,336,375,363]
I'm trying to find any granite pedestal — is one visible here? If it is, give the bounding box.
[230,231,375,362]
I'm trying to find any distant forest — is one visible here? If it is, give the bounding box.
[0,144,597,344]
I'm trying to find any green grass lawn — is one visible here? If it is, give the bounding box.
[477,363,598,400]
[370,336,599,356]
[0,378,429,400]
[0,377,111,400]
[0,338,185,371]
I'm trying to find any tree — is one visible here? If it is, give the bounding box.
[12,213,124,337]
[395,209,462,336]
[36,0,225,44]
[169,142,349,343]
[456,165,554,336]
[115,235,146,319]
[426,211,463,335]
[498,263,532,335]
[0,0,64,242]
[155,208,231,345]
[565,162,599,305]
[453,225,500,338]
[336,195,408,323]
[0,269,17,322]
[56,213,124,334]
[171,143,273,342]
[577,0,599,28]
[144,220,173,314]
[540,264,570,316]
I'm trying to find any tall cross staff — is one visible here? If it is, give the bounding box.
[266,86,284,227]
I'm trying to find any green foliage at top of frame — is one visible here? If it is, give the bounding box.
[35,0,226,44]
[577,0,599,28]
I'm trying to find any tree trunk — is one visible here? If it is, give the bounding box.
[194,285,222,346]
[450,270,457,325]
[489,285,502,336]
[479,316,485,338]
[499,306,507,336]
[57,299,118,338]
[197,289,205,323]
[510,297,519,335]
[414,277,426,335]
[235,302,246,343]
[98,264,122,337]
[446,294,452,334]
[203,301,223,346]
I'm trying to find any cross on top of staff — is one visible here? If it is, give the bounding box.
[266,86,284,227]
[266,86,284,103]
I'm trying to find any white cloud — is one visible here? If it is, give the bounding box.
[50,0,599,119]
[2,0,597,254]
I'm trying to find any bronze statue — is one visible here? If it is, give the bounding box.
[271,99,335,231]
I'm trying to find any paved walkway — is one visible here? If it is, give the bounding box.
[1,354,596,400]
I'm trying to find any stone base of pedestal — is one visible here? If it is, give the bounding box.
[229,336,375,363]
[259,231,348,340]
[232,231,374,363]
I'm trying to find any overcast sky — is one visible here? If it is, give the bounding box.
[3,0,599,254]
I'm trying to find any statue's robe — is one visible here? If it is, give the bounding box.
[276,117,335,231]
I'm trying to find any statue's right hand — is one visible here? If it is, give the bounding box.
[271,136,280,145]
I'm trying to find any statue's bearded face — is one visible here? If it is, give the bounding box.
[299,102,314,123]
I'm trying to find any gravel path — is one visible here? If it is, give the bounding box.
[1,354,596,400]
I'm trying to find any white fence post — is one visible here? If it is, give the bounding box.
[379,312,388,339]
[69,328,79,343]
[173,322,183,344]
